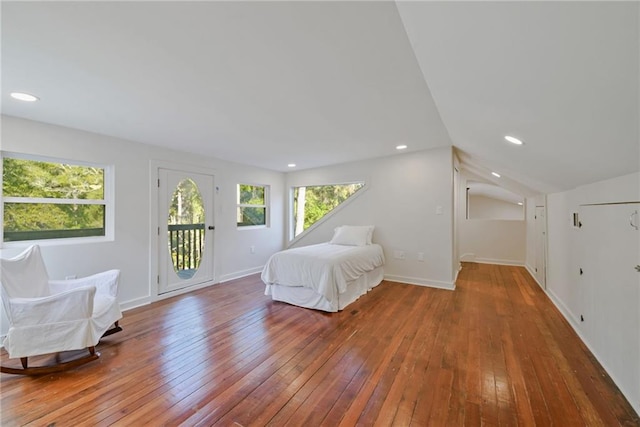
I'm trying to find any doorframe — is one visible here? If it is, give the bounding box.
[149,160,218,302]
[534,201,548,290]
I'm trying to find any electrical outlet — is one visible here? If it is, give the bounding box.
[250,245,255,254]
[417,252,424,262]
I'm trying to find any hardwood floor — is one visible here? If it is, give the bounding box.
[1,263,638,426]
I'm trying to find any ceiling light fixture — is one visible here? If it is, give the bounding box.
[396,144,408,150]
[10,92,39,102]
[517,202,523,206]
[287,163,296,168]
[505,135,523,145]
[492,172,501,178]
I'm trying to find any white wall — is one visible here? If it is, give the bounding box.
[458,220,526,265]
[286,147,455,289]
[452,157,461,280]
[458,174,526,265]
[0,116,285,331]
[468,195,523,220]
[541,172,640,326]
[539,171,640,414]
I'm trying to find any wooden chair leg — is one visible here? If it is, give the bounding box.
[102,321,123,338]
[2,348,100,375]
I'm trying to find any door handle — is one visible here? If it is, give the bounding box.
[208,226,215,230]
[630,210,639,230]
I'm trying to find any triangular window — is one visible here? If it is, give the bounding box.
[292,182,364,239]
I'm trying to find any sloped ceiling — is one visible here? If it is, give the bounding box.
[1,1,451,171]
[397,1,639,196]
[2,1,638,196]
[467,182,524,206]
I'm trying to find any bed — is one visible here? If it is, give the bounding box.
[261,226,385,312]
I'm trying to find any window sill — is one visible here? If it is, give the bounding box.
[1,235,114,249]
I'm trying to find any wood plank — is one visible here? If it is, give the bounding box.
[1,265,637,425]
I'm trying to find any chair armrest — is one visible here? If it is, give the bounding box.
[7,286,96,326]
[49,269,120,298]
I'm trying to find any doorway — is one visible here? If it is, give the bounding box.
[534,205,547,289]
[157,168,215,294]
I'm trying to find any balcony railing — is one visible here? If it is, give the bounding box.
[168,223,205,278]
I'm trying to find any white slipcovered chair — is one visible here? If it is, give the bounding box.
[0,245,122,374]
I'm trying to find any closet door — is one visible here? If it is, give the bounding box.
[579,203,639,411]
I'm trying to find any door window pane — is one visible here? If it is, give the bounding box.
[168,179,205,280]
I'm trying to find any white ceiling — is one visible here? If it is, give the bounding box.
[2,1,638,196]
[396,1,639,196]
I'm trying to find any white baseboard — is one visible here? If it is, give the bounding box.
[525,264,546,290]
[453,265,461,285]
[525,263,536,278]
[545,288,581,330]
[474,257,525,267]
[384,274,455,291]
[120,296,151,312]
[119,267,264,311]
[218,266,263,283]
[154,279,219,302]
[459,253,476,262]
[542,285,640,415]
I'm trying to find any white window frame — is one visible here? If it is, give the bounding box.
[1,151,115,246]
[288,180,367,244]
[236,183,269,229]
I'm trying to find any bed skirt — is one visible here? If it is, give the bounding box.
[264,265,384,312]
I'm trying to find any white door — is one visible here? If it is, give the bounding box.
[158,168,215,294]
[534,206,547,288]
[579,203,640,410]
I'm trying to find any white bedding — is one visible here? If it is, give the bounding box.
[261,243,385,310]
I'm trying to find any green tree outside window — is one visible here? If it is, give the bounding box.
[2,156,107,241]
[293,183,364,237]
[237,184,268,227]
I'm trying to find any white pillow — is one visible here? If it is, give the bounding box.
[365,225,374,245]
[330,225,375,246]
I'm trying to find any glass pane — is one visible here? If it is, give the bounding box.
[3,158,104,199]
[168,179,205,280]
[238,184,265,205]
[237,206,266,226]
[293,183,364,237]
[3,203,105,241]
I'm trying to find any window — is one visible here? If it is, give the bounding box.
[2,153,112,242]
[237,184,268,227]
[292,182,364,238]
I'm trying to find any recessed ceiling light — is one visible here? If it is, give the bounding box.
[517,202,523,206]
[396,144,408,150]
[287,163,296,168]
[10,92,39,102]
[492,172,501,178]
[505,135,523,145]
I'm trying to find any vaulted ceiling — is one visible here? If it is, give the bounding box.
[2,1,638,197]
